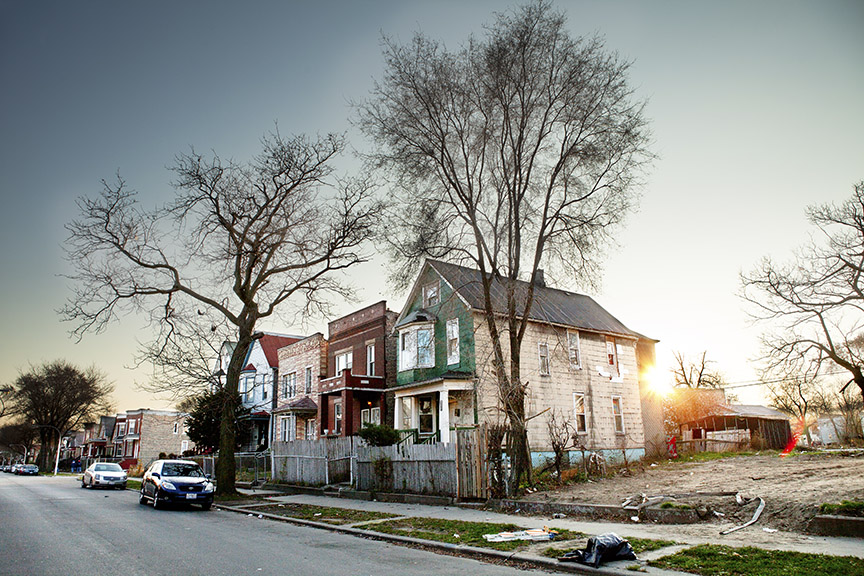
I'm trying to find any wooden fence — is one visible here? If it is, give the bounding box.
[270,427,487,499]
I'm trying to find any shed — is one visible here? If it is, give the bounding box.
[679,404,792,452]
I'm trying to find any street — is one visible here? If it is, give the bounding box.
[0,474,545,576]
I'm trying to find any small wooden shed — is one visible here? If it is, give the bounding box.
[679,404,792,452]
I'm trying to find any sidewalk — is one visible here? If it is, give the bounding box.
[227,489,863,574]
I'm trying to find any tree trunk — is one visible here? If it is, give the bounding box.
[215,330,253,496]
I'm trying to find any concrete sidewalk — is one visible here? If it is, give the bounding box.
[236,489,864,560]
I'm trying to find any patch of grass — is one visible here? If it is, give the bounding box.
[649,544,864,576]
[367,518,579,551]
[660,502,692,510]
[625,537,677,554]
[819,500,864,517]
[126,479,142,491]
[253,503,398,525]
[626,565,647,572]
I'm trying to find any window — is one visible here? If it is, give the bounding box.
[305,366,313,395]
[446,318,460,365]
[399,325,434,370]
[612,396,625,434]
[281,375,289,399]
[361,407,381,426]
[418,397,434,434]
[606,337,618,371]
[284,372,297,398]
[172,422,179,435]
[334,402,343,435]
[280,416,296,442]
[305,419,316,440]
[366,344,376,375]
[335,351,353,375]
[181,440,189,453]
[117,423,126,437]
[242,375,255,403]
[422,281,440,307]
[568,331,582,370]
[538,342,550,375]
[128,420,136,435]
[262,377,268,400]
[573,393,587,433]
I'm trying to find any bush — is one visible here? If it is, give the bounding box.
[358,423,400,446]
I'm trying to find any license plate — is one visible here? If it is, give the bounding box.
[185,494,197,500]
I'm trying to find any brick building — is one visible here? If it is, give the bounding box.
[273,333,328,443]
[318,301,398,437]
[109,409,193,469]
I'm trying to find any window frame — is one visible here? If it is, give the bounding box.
[612,395,625,434]
[366,343,376,375]
[568,330,582,370]
[422,281,440,307]
[446,318,460,365]
[573,392,588,434]
[606,337,618,372]
[304,366,313,395]
[286,372,297,398]
[538,342,550,376]
[335,351,353,375]
[398,324,435,371]
[334,402,343,435]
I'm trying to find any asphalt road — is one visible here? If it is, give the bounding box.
[0,473,546,576]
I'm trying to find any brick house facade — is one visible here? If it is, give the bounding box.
[318,301,398,437]
[274,333,328,443]
[109,409,193,469]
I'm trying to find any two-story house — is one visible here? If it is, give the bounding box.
[237,332,304,451]
[83,415,116,459]
[318,301,398,438]
[108,409,193,468]
[273,333,328,443]
[392,260,661,462]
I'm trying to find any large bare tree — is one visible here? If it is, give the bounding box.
[357,1,651,492]
[742,181,864,405]
[763,362,826,445]
[7,361,113,471]
[671,351,724,389]
[63,131,381,494]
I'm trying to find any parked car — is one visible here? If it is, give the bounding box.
[139,459,214,510]
[10,464,23,474]
[16,464,39,475]
[0,464,11,472]
[81,462,127,489]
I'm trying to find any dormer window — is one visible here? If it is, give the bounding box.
[422,281,440,307]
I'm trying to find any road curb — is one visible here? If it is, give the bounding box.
[215,503,672,575]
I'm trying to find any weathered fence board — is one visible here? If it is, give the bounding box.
[271,437,354,485]
[355,443,458,496]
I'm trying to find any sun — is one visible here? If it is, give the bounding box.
[641,364,673,397]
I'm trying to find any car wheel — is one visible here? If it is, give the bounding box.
[200,502,212,511]
[80,479,86,488]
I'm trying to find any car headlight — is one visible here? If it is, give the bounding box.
[95,474,102,480]
[202,482,214,493]
[161,480,177,490]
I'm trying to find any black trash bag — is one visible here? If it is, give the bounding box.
[558,532,637,567]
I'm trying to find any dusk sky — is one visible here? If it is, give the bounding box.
[1,1,862,412]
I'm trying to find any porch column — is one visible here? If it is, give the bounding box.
[393,395,402,430]
[410,397,419,430]
[439,388,450,445]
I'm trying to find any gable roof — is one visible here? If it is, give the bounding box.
[253,333,304,368]
[426,259,652,341]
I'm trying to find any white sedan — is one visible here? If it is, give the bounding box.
[81,462,127,489]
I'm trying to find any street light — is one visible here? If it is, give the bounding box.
[33,424,63,476]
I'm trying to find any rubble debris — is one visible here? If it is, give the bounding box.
[483,528,558,542]
[720,494,765,535]
[558,533,637,567]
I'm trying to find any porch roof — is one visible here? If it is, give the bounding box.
[391,372,475,396]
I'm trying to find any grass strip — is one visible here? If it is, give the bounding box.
[252,503,399,525]
[649,544,864,576]
[819,500,864,517]
[366,517,581,551]
[126,479,142,491]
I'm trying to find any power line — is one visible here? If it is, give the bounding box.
[717,370,849,390]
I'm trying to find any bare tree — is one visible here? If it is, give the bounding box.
[62,131,381,495]
[671,351,724,389]
[8,361,113,471]
[763,362,825,445]
[742,181,864,405]
[357,1,651,493]
[545,409,574,482]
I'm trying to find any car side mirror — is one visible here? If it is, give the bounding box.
[151,472,160,479]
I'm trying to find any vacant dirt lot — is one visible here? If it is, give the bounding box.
[525,450,864,533]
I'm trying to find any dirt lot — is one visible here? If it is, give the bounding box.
[524,450,864,534]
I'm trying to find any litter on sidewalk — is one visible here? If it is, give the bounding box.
[558,533,637,568]
[483,527,558,542]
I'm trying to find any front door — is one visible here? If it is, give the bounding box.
[418,396,436,436]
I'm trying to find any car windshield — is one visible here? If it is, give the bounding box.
[94,464,122,472]
[161,463,204,478]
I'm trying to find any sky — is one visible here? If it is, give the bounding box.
[1,0,862,413]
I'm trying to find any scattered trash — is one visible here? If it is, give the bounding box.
[720,494,765,535]
[247,514,254,517]
[257,514,263,519]
[650,463,657,467]
[558,533,637,568]
[552,513,566,519]
[762,527,777,533]
[453,534,460,539]
[630,516,640,523]
[483,528,557,542]
[314,513,322,517]
[713,511,725,518]
[514,508,521,514]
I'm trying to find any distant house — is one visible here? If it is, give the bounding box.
[83,415,116,459]
[815,414,864,444]
[391,260,660,462]
[273,333,328,443]
[236,332,304,451]
[318,301,398,438]
[108,409,193,469]
[679,404,792,451]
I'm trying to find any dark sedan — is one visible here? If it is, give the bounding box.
[139,459,214,510]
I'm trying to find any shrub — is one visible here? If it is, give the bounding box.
[358,423,400,446]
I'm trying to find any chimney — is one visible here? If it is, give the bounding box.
[535,269,546,288]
